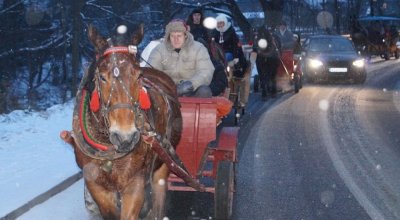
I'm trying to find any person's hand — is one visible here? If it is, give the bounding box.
[177,80,194,96]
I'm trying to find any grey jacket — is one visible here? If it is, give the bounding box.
[147,33,214,90]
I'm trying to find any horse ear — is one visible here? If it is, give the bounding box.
[132,24,144,45]
[88,24,108,54]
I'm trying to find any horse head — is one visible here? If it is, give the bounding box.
[87,24,145,153]
[59,24,184,219]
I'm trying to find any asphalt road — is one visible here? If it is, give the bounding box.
[16,58,400,220]
[231,58,400,220]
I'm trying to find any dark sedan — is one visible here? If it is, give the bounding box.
[298,35,367,83]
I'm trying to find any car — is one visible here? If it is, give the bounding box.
[298,35,367,84]
[354,16,400,60]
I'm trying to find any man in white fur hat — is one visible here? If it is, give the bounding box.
[211,14,240,62]
[147,19,214,97]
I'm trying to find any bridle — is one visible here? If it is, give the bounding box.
[94,43,147,132]
[78,41,180,160]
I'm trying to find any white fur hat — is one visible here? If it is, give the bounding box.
[215,14,231,32]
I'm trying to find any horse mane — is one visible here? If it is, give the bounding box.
[139,66,182,148]
[141,67,178,97]
[83,60,97,94]
[66,24,186,219]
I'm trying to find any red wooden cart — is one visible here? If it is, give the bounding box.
[61,96,239,219]
[254,49,302,94]
[168,97,239,219]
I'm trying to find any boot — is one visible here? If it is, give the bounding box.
[261,89,267,101]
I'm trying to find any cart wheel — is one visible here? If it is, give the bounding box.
[381,50,390,60]
[215,161,235,220]
[294,74,301,93]
[253,74,259,93]
[299,74,303,89]
[384,52,390,60]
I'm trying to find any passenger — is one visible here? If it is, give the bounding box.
[210,14,248,77]
[186,8,209,42]
[197,38,228,96]
[275,20,295,50]
[253,24,281,101]
[195,38,232,126]
[211,14,240,62]
[293,33,302,55]
[147,19,214,97]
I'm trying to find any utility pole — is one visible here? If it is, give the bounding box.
[335,0,340,33]
[370,0,374,16]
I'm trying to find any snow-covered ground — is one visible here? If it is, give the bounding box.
[0,43,259,219]
[0,100,88,219]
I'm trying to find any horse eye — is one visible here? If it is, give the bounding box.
[99,74,107,82]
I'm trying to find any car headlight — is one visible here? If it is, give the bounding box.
[352,59,364,68]
[308,59,323,69]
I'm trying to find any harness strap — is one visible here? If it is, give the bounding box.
[103,45,138,56]
[141,77,180,106]
[140,76,179,140]
[142,135,205,192]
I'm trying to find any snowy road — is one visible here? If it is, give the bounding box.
[233,58,400,220]
[2,58,400,220]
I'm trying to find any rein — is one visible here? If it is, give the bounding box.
[74,43,202,191]
[79,45,176,155]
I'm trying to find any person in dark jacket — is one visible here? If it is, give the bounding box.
[209,58,228,96]
[253,24,281,100]
[211,14,248,81]
[186,8,209,42]
[197,38,228,96]
[275,20,295,50]
[211,14,240,62]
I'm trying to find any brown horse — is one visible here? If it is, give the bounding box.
[61,24,182,219]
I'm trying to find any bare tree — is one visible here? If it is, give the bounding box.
[259,0,284,28]
[71,0,85,97]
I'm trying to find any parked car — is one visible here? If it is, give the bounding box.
[298,35,367,84]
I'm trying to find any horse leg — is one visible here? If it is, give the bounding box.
[148,163,169,219]
[119,176,146,220]
[267,58,279,96]
[239,64,251,106]
[85,181,120,219]
[256,58,267,99]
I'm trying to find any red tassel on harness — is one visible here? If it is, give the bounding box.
[139,87,151,110]
[90,89,100,112]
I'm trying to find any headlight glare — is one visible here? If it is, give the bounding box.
[352,59,364,68]
[308,59,323,68]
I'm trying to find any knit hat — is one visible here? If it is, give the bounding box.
[165,19,188,35]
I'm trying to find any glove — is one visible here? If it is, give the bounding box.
[177,80,194,96]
